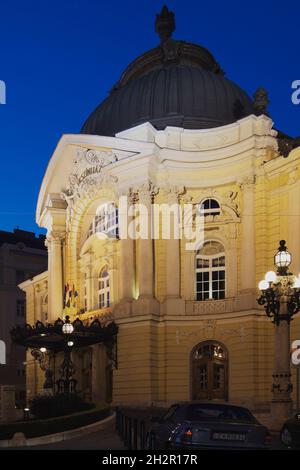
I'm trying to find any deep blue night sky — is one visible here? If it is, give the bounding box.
[0,0,299,234]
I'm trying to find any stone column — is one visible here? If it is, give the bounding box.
[85,256,94,311]
[240,176,256,293]
[132,182,159,315]
[163,187,185,315]
[114,191,135,317]
[119,189,135,301]
[137,183,156,298]
[46,231,65,321]
[165,188,181,298]
[119,237,134,299]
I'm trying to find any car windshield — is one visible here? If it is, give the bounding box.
[185,404,256,423]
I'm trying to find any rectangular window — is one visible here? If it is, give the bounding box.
[196,255,225,301]
[99,293,105,309]
[17,299,25,317]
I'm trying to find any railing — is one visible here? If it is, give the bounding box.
[76,307,113,323]
[185,298,236,315]
[185,295,256,315]
[115,407,147,450]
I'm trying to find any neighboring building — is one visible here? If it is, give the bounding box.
[0,229,47,407]
[21,8,300,415]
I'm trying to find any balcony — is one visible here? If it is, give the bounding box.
[76,307,113,324]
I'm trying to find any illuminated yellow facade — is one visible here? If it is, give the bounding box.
[21,118,300,413]
[20,7,300,420]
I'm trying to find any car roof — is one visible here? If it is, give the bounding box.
[170,401,252,410]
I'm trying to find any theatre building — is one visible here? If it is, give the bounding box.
[20,8,300,416]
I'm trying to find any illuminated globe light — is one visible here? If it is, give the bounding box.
[265,271,277,283]
[67,341,74,347]
[258,280,269,291]
[62,319,74,335]
[274,240,292,273]
[40,347,47,353]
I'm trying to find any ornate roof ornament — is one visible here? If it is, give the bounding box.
[253,87,269,116]
[155,6,181,63]
[155,5,175,43]
[81,8,255,136]
[277,132,300,158]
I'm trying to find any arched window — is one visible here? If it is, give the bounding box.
[201,198,220,217]
[88,203,118,239]
[196,241,225,301]
[98,266,110,309]
[191,341,228,400]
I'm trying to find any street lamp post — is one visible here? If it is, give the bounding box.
[57,316,77,394]
[257,240,300,429]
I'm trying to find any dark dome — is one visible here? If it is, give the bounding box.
[81,7,257,137]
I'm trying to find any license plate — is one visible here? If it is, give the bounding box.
[212,432,246,441]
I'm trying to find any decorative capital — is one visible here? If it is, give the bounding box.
[46,231,66,245]
[131,181,159,203]
[238,175,256,190]
[162,185,186,204]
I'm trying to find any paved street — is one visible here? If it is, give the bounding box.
[10,417,286,450]
[13,419,125,450]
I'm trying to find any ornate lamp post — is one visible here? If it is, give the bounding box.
[257,240,300,428]
[57,316,77,394]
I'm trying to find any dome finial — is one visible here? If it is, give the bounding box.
[155,5,175,43]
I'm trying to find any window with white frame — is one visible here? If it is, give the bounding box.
[196,241,225,301]
[98,266,110,309]
[201,199,220,217]
[88,203,118,239]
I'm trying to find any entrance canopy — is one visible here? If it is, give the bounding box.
[11,317,118,353]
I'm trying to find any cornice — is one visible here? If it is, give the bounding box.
[263,146,300,179]
[117,115,277,153]
[36,115,278,227]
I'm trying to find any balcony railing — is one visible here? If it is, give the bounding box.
[185,294,255,315]
[76,306,113,324]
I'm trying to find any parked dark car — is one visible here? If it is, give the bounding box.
[280,413,300,449]
[146,402,271,450]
